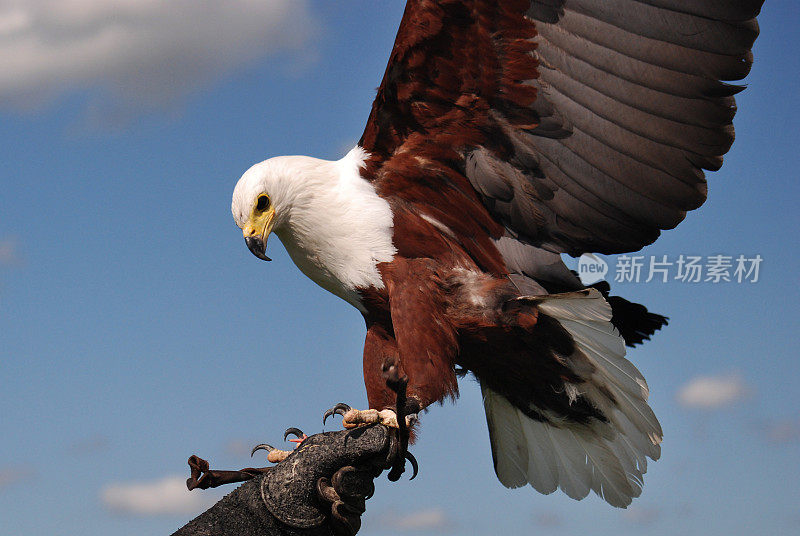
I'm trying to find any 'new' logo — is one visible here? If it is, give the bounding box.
[577,253,608,285]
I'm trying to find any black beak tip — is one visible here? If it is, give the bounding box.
[244,236,271,261]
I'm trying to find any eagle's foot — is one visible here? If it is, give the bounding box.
[250,426,308,463]
[323,404,416,429]
[321,366,420,482]
[284,426,308,445]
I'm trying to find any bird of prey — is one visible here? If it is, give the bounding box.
[231,0,763,508]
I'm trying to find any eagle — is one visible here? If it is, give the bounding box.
[231,0,763,508]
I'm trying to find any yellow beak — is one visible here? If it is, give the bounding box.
[242,206,275,261]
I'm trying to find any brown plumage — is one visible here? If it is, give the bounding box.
[356,0,761,420]
[232,0,763,508]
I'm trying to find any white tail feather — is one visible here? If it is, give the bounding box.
[544,425,593,500]
[482,387,529,488]
[521,418,559,494]
[483,289,662,508]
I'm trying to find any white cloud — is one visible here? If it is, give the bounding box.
[0,0,317,115]
[101,475,216,516]
[677,373,750,409]
[382,508,454,532]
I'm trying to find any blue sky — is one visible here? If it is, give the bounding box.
[1,1,798,535]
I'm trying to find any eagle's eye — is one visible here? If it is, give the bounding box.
[256,194,270,212]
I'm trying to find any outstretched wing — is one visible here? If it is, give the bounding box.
[360,0,763,259]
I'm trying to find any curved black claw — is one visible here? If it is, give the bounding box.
[405,452,419,481]
[283,427,305,442]
[250,443,275,457]
[323,402,352,425]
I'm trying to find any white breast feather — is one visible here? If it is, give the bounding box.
[273,147,396,311]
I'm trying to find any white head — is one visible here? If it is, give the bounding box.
[231,154,329,261]
[231,147,396,308]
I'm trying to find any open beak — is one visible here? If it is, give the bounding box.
[242,207,275,262]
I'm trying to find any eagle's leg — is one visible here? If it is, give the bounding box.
[323,322,422,431]
[323,364,419,431]
[383,364,416,481]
